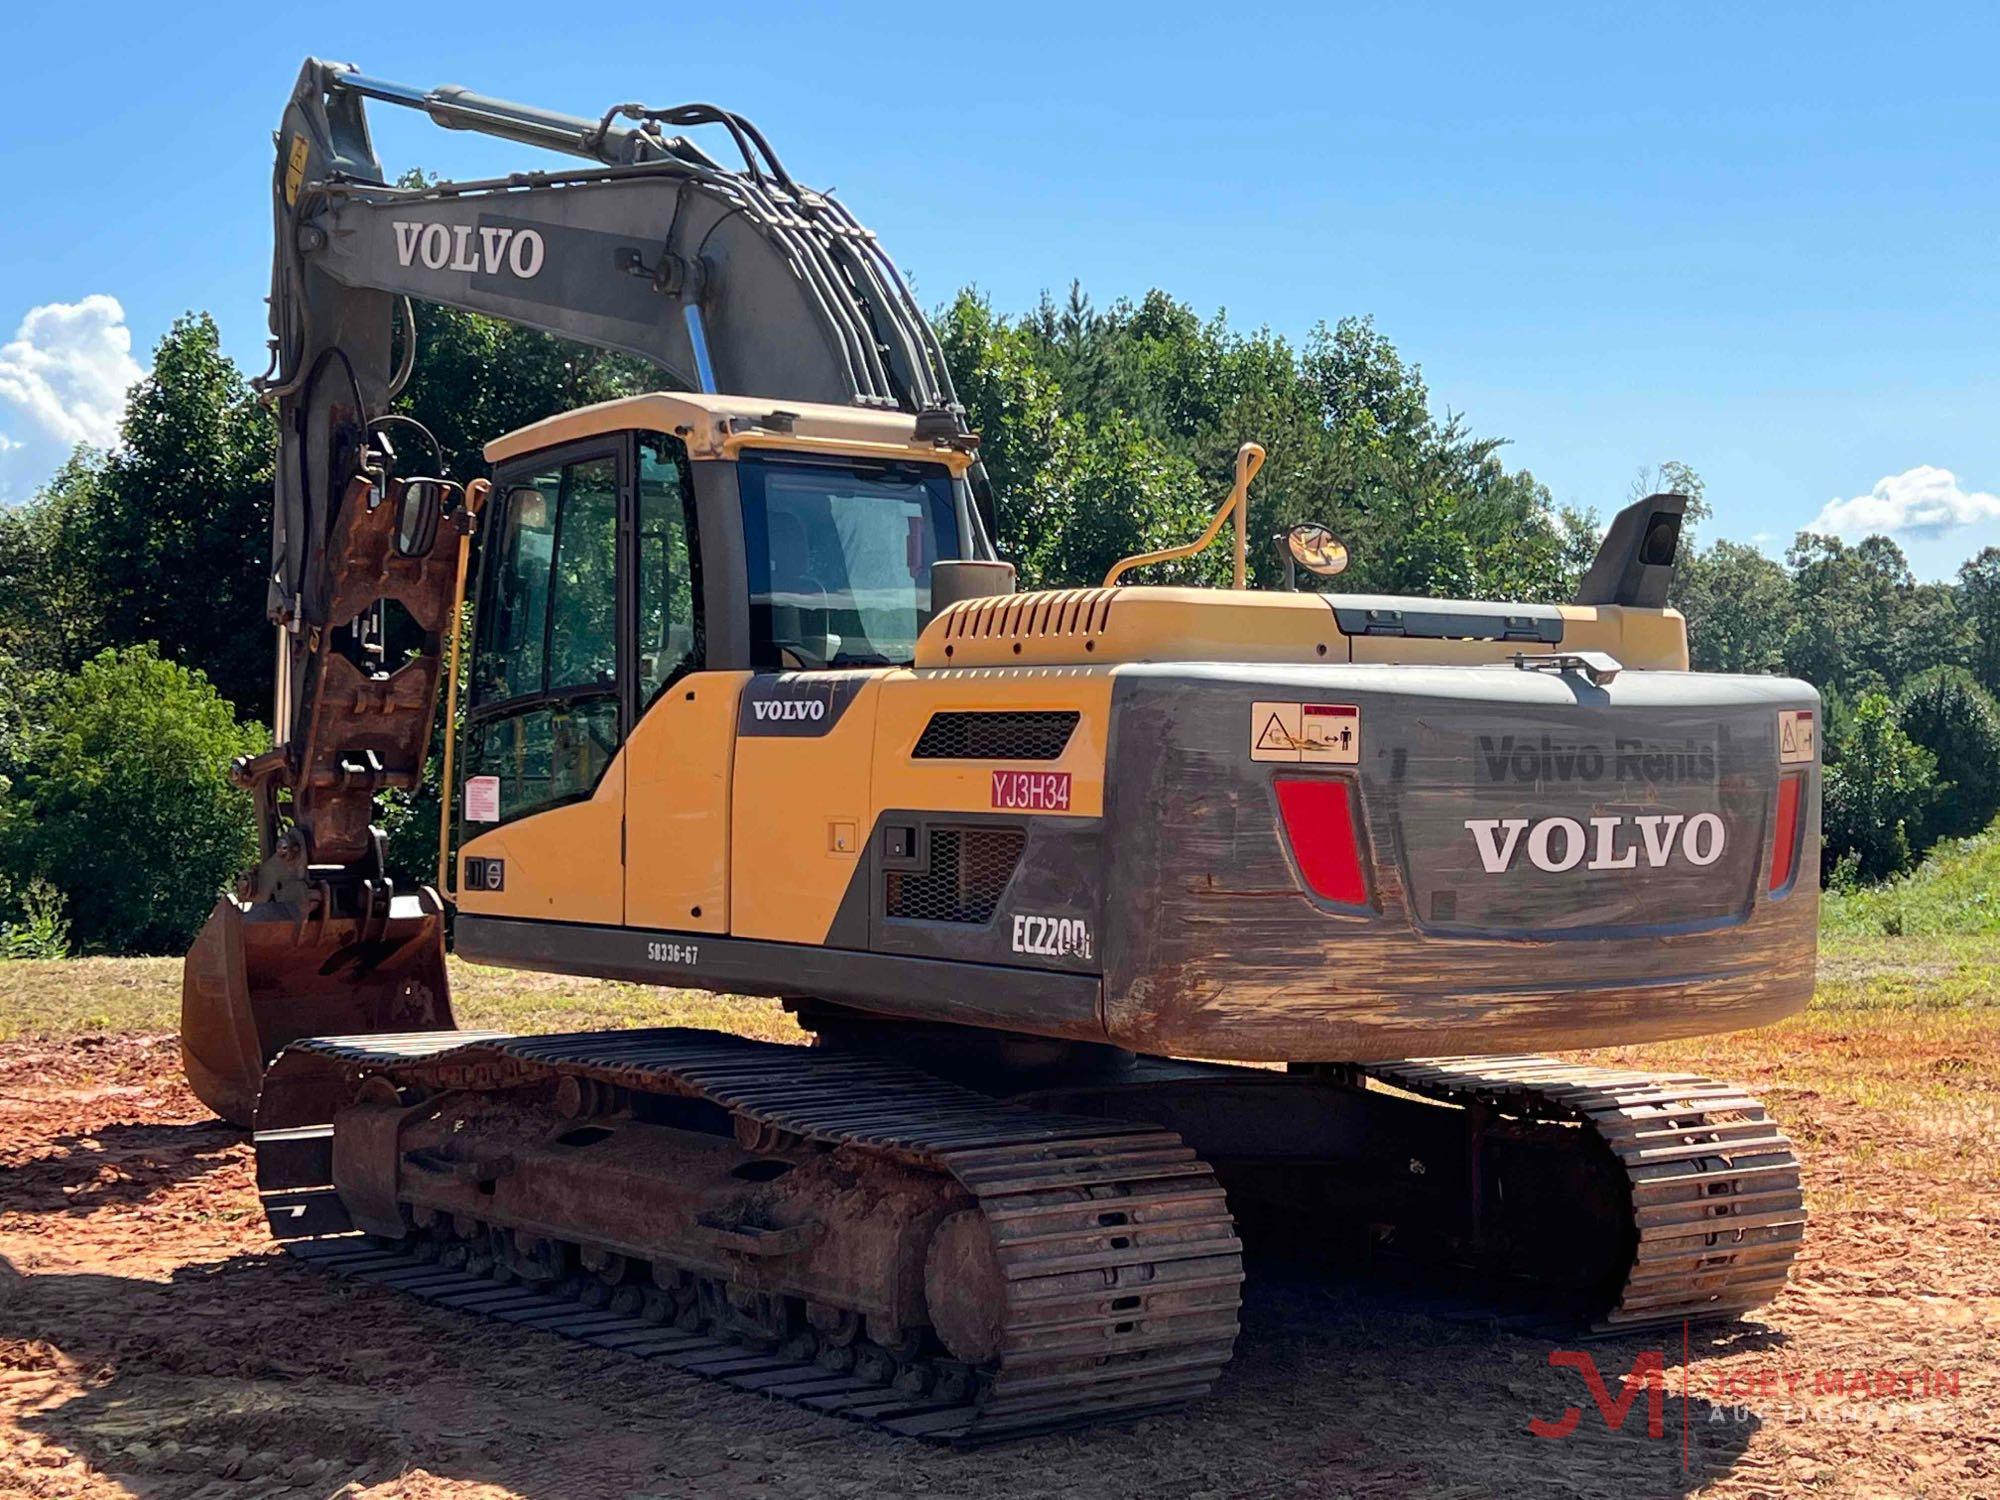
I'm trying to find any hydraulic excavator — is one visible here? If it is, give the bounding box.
[182,59,1821,1443]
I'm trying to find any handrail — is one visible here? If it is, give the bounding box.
[1102,442,1265,589]
[437,478,491,900]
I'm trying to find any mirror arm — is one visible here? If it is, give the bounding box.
[1272,533,1299,590]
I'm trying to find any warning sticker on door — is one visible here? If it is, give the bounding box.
[1251,702,1360,763]
[464,775,501,823]
[1778,708,1817,765]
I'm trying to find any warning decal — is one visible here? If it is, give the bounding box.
[285,135,309,206]
[1778,708,1817,765]
[1254,704,1300,758]
[464,775,501,823]
[1252,701,1360,764]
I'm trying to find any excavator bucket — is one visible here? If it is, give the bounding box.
[181,442,481,1127]
[181,890,453,1128]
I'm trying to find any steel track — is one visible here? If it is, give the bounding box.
[1364,1055,1806,1330]
[254,1029,1244,1444]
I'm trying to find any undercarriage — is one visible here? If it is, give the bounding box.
[255,1020,1803,1444]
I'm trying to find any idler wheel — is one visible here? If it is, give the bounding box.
[923,1209,1006,1364]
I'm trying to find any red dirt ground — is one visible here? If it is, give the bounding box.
[1,1029,1994,1499]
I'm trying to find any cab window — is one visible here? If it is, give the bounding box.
[465,446,623,825]
[472,472,556,704]
[546,457,619,693]
[636,434,702,706]
[738,454,957,670]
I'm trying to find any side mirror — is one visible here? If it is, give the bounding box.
[1279,523,1348,588]
[393,478,446,558]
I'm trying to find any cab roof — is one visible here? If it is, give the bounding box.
[482,391,976,474]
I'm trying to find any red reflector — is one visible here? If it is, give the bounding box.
[1275,777,1370,907]
[1769,772,1803,892]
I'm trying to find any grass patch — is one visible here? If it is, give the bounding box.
[0,956,182,1039]
[0,955,799,1045]
[0,935,1993,1046]
[1823,824,2000,936]
[1815,931,2000,1010]
[447,964,801,1043]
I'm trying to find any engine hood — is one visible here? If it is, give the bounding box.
[915,585,1688,672]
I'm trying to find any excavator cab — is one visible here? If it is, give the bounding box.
[182,391,991,1126]
[445,394,987,936]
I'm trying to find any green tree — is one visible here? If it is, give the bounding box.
[0,315,274,717]
[395,301,653,481]
[1674,540,1795,673]
[85,315,275,716]
[0,646,262,955]
[1784,533,1910,697]
[944,288,1582,598]
[1822,691,1937,881]
[0,649,57,948]
[937,290,1070,549]
[1897,581,1973,684]
[1895,666,2000,847]
[0,454,112,673]
[940,291,1219,589]
[1955,547,2000,698]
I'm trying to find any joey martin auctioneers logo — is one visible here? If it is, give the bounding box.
[1529,1337,1966,1473]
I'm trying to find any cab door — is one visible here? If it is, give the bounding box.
[456,439,627,924]
[623,433,737,934]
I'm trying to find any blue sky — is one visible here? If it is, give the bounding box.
[2,1,1994,577]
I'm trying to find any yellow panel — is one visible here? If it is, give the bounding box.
[624,671,748,933]
[1344,609,1684,669]
[871,667,1112,818]
[917,587,1335,670]
[283,135,308,206]
[729,676,884,944]
[1562,604,1690,670]
[459,752,625,924]
[728,668,1118,946]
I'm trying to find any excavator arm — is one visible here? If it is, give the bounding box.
[183,59,988,1125]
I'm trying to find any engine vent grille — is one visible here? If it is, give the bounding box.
[884,828,1026,924]
[912,711,1079,761]
[934,588,1118,641]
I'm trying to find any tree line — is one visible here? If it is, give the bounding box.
[1,291,1995,953]
[1675,528,2000,882]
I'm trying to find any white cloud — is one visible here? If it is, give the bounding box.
[1808,466,2000,542]
[0,295,143,450]
[0,295,145,503]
